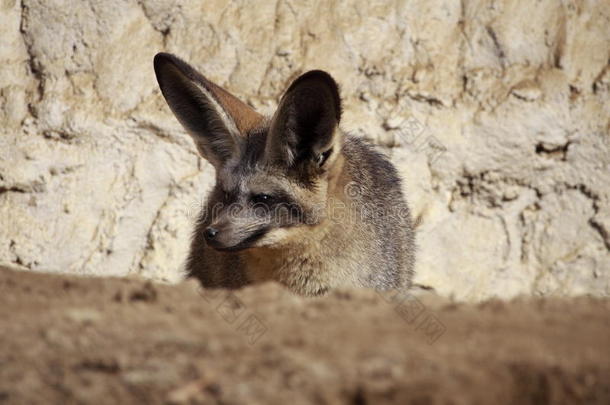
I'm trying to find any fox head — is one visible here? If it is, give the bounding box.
[154,53,344,251]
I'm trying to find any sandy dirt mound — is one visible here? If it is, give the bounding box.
[0,266,608,404]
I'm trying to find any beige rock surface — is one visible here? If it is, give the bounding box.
[1,0,609,300]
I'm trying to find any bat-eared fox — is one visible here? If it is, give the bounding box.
[154,53,415,296]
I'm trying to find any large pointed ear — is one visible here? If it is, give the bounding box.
[154,53,263,168]
[266,70,342,171]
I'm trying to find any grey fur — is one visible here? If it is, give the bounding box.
[154,53,415,296]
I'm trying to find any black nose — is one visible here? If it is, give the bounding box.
[204,227,219,240]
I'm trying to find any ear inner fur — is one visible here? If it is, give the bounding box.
[203,80,264,135]
[154,53,264,136]
[266,70,342,168]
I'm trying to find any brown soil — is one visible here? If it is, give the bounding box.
[0,266,608,404]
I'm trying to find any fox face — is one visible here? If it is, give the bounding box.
[199,155,333,251]
[154,53,344,252]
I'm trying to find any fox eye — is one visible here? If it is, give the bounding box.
[251,193,274,205]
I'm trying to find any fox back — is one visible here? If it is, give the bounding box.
[154,53,415,296]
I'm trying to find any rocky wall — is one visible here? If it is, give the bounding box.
[1,0,608,300]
